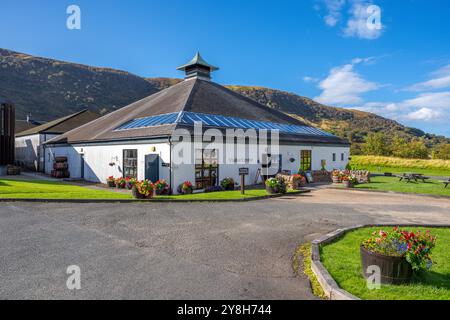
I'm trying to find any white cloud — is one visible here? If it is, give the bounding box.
[317,0,384,39]
[405,108,442,121]
[406,64,450,91]
[402,91,450,109]
[314,63,379,105]
[343,1,383,39]
[322,0,346,26]
[303,76,319,83]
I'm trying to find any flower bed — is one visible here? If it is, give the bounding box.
[320,226,449,300]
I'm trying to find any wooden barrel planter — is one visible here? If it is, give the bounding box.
[360,245,412,285]
[7,166,20,175]
[342,180,353,188]
[132,186,154,199]
[332,176,341,184]
[107,181,116,188]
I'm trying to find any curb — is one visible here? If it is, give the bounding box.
[328,186,450,199]
[0,189,310,203]
[310,223,450,300]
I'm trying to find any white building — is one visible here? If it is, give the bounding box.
[45,53,350,193]
[15,110,98,171]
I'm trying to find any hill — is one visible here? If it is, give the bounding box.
[1,48,447,149]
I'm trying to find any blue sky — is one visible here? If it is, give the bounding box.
[1,0,449,136]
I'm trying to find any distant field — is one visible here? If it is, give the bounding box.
[350,155,450,176]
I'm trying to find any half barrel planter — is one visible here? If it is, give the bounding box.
[360,245,412,285]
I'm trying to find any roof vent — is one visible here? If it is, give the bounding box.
[177,52,219,81]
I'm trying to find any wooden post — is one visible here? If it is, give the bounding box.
[239,168,249,195]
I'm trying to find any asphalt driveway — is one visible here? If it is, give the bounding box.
[0,188,449,299]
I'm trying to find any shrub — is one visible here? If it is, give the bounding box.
[154,179,169,194]
[135,180,155,197]
[220,177,235,190]
[178,181,193,194]
[265,177,287,194]
[362,227,437,271]
[107,176,115,182]
[115,177,126,189]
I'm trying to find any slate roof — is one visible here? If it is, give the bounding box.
[16,109,99,137]
[47,79,349,146]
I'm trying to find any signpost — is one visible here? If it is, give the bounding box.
[239,168,249,194]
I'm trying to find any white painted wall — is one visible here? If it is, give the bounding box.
[45,141,171,183]
[45,140,349,194]
[15,134,40,170]
[171,141,350,192]
[16,133,60,171]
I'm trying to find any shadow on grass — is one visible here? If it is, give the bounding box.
[412,271,450,290]
[0,180,12,187]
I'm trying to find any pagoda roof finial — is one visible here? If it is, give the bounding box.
[177,52,219,81]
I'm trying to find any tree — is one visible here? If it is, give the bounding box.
[362,132,389,156]
[432,143,450,160]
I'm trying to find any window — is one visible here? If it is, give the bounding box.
[195,149,218,189]
[300,150,312,171]
[123,149,138,178]
[332,153,336,162]
[341,153,345,161]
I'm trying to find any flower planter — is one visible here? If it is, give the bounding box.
[107,181,116,188]
[266,186,285,194]
[342,180,353,188]
[132,186,153,199]
[126,182,134,190]
[155,188,169,195]
[332,176,341,184]
[182,188,193,195]
[360,245,412,285]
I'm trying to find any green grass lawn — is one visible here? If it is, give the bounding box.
[0,179,133,199]
[0,179,301,200]
[321,227,450,300]
[353,176,450,197]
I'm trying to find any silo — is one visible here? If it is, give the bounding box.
[0,99,15,174]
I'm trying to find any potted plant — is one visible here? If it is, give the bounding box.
[341,175,354,188]
[133,180,155,199]
[154,179,169,195]
[292,174,306,189]
[178,181,193,194]
[361,227,436,284]
[107,176,116,188]
[220,177,235,191]
[125,177,137,190]
[265,177,287,194]
[115,177,126,189]
[332,170,341,184]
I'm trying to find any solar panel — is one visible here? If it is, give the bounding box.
[115,113,179,130]
[114,111,334,137]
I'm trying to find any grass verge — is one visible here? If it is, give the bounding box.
[0,179,133,199]
[293,244,327,299]
[320,227,450,300]
[353,176,450,197]
[155,189,301,200]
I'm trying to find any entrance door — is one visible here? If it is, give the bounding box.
[80,154,85,179]
[145,154,159,182]
[300,150,312,171]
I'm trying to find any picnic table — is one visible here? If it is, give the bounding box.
[398,173,430,183]
[440,178,450,188]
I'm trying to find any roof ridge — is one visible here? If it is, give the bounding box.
[201,80,310,127]
[16,109,88,137]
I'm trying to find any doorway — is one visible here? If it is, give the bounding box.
[145,154,160,182]
[80,154,85,179]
